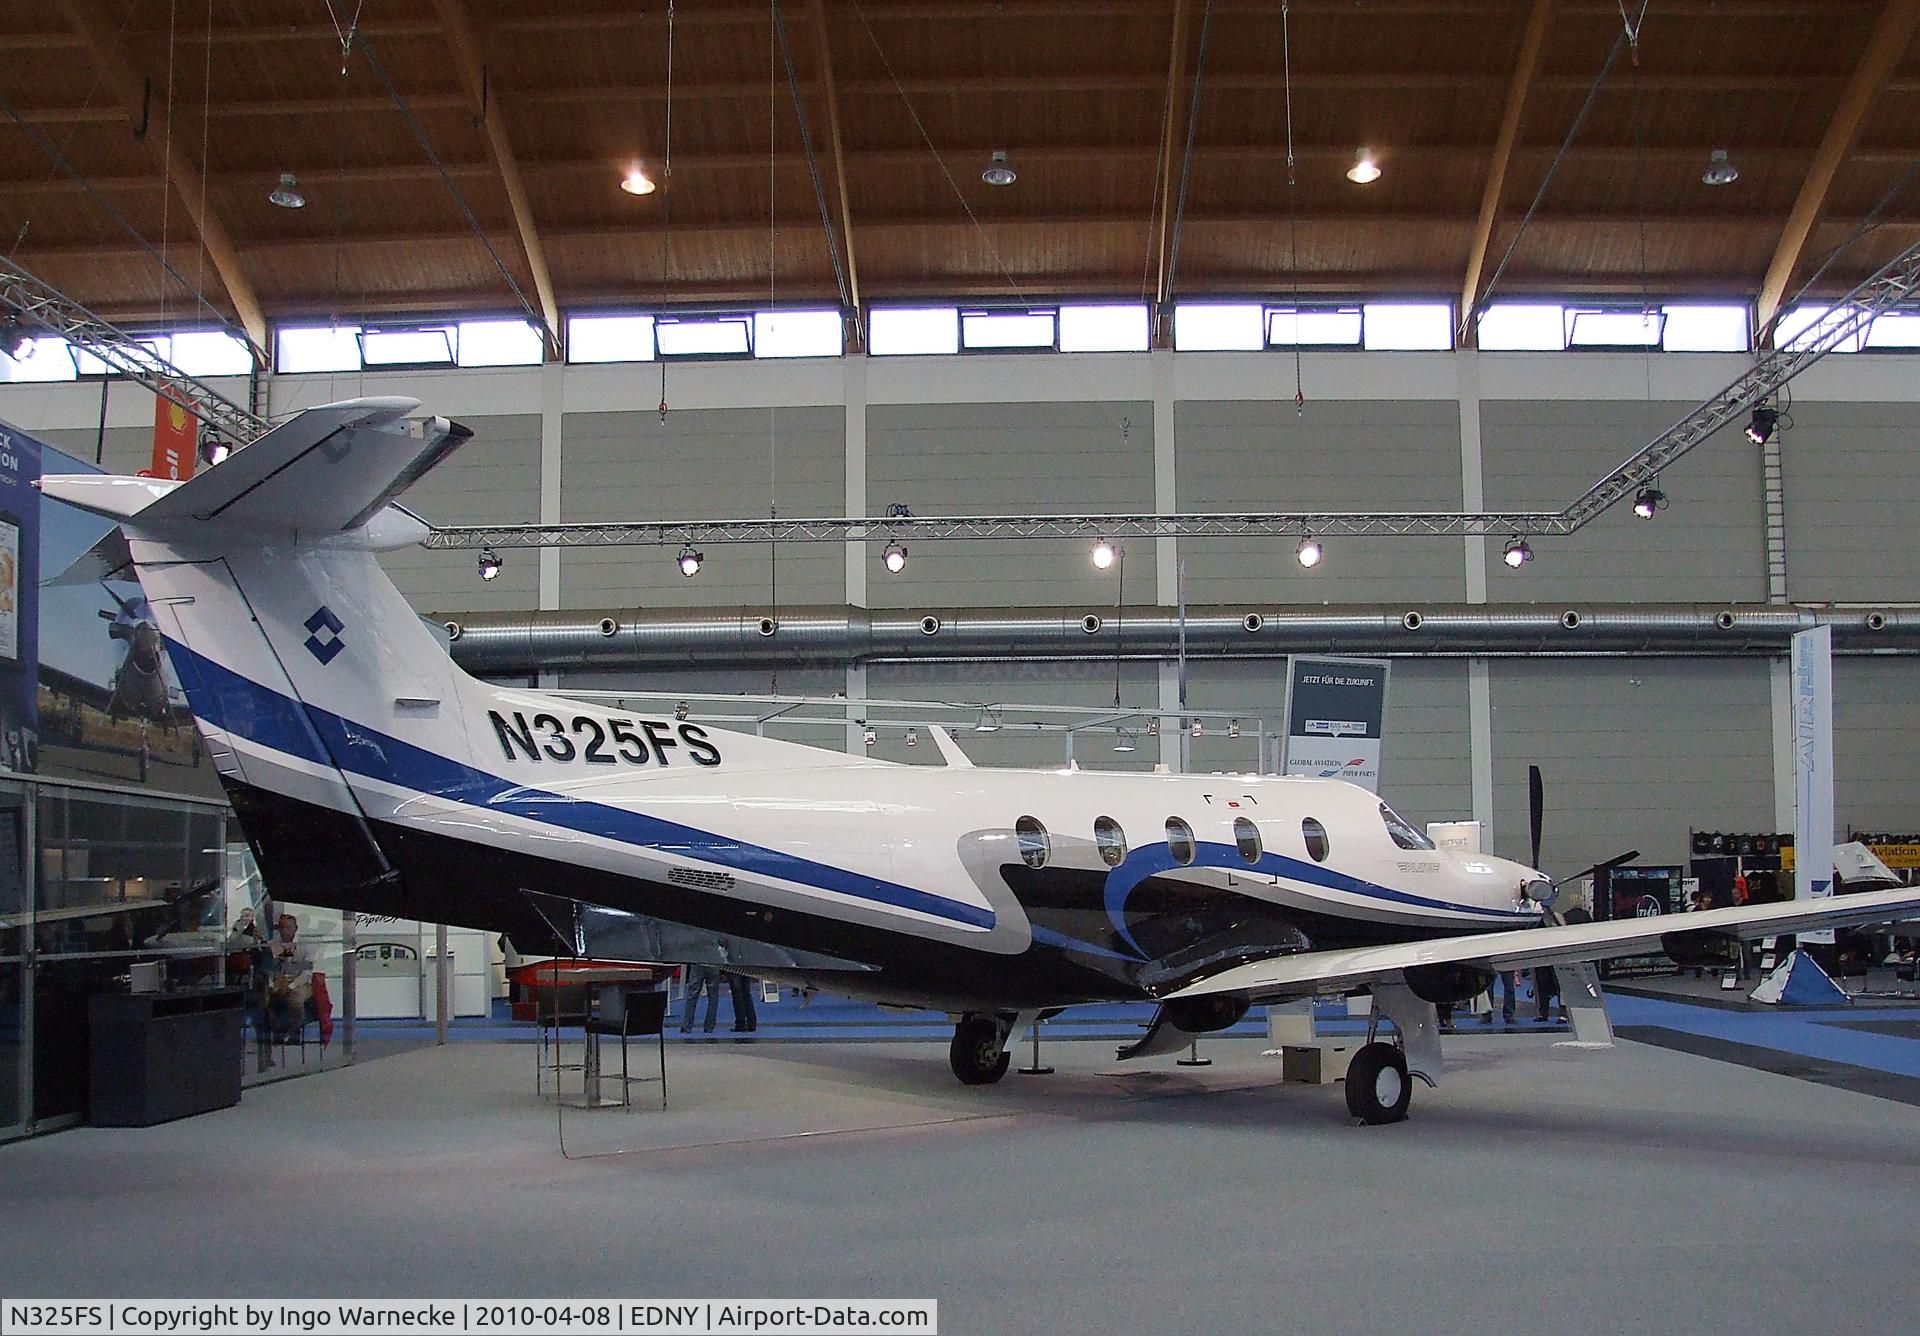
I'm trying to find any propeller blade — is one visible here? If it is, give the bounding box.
[1553,849,1640,890]
[1528,765,1544,870]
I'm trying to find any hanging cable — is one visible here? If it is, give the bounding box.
[159,0,178,335]
[1475,1,1650,320]
[1163,0,1215,305]
[771,0,851,314]
[355,38,553,351]
[1281,0,1303,413]
[851,0,1026,300]
[658,2,676,421]
[0,86,242,342]
[1139,4,1180,305]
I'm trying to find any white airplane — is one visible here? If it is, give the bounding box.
[40,398,1920,1124]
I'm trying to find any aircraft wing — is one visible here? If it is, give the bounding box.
[1162,884,1920,1003]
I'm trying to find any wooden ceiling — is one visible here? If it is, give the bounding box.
[4,0,1919,350]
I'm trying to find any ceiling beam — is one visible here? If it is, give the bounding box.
[53,0,267,353]
[1756,0,1920,336]
[811,0,863,345]
[15,141,1920,199]
[429,0,562,352]
[1459,0,1553,343]
[1151,0,1194,345]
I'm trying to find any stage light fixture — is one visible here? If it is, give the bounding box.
[0,316,30,359]
[1295,536,1323,569]
[1091,538,1116,570]
[674,701,690,722]
[1502,537,1532,568]
[676,545,703,577]
[477,547,502,581]
[198,432,231,466]
[882,542,908,573]
[1746,406,1779,445]
[1632,485,1666,519]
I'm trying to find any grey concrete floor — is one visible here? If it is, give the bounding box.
[3,1033,1918,1335]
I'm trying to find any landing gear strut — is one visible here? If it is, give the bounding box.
[949,1013,1012,1085]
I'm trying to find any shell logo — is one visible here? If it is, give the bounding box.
[167,401,188,432]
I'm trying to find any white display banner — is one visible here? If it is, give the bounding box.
[1282,656,1390,791]
[1791,625,1836,944]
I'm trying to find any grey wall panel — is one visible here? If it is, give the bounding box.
[35,424,150,476]
[865,660,1162,769]
[1175,399,1465,605]
[381,413,542,614]
[1779,402,1920,603]
[865,401,1153,609]
[1833,658,1920,835]
[1480,400,1763,603]
[1489,659,1773,877]
[561,407,843,610]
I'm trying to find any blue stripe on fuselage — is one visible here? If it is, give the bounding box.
[164,638,996,931]
[1101,841,1536,957]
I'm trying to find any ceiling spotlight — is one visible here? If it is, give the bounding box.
[1346,149,1382,185]
[973,709,1001,733]
[198,432,231,467]
[1228,719,1241,739]
[982,149,1017,187]
[1091,538,1116,570]
[1190,719,1205,738]
[882,542,908,574]
[1701,149,1740,187]
[863,726,877,748]
[674,700,690,722]
[269,172,306,209]
[1147,717,1160,737]
[620,164,657,196]
[1114,729,1137,754]
[1632,485,1666,519]
[1295,536,1323,569]
[477,547,502,581]
[905,727,918,748]
[1746,406,1780,446]
[0,315,31,360]
[1502,536,1533,568]
[676,545,703,577]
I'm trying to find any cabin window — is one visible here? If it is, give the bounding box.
[1165,817,1196,866]
[1015,816,1051,869]
[1094,815,1128,868]
[1233,817,1263,864]
[1302,817,1331,862]
[1380,802,1435,851]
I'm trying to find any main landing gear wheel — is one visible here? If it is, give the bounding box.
[950,1014,1012,1085]
[1344,1041,1412,1125]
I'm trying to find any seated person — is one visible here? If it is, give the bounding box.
[264,913,315,1043]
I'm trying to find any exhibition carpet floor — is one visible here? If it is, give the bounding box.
[4,1026,1918,1336]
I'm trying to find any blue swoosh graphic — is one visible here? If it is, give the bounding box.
[164,639,997,932]
[1102,842,1535,957]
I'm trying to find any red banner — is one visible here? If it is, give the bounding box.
[149,388,198,481]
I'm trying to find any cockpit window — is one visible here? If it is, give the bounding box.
[1380,802,1435,851]
[1165,817,1196,866]
[1302,817,1331,862]
[1094,815,1127,868]
[1015,816,1050,869]
[1233,817,1262,864]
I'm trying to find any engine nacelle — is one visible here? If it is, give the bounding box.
[1403,962,1496,1006]
[1163,995,1251,1034]
[1661,929,1736,969]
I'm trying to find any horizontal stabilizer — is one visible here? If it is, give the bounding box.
[38,397,468,541]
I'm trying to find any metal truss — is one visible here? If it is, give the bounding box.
[0,255,267,445]
[426,236,1920,553]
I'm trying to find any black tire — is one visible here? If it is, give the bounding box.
[1344,1041,1412,1125]
[950,1014,1011,1085]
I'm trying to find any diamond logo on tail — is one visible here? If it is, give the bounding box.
[303,606,346,665]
